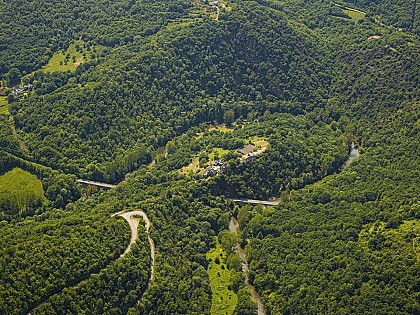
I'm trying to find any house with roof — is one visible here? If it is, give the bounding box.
[240,144,255,155]
[203,160,226,177]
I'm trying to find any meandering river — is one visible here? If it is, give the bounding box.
[229,217,267,315]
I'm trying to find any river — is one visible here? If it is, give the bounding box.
[229,218,267,315]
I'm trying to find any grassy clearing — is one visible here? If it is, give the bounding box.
[43,40,104,73]
[207,237,238,315]
[343,9,364,23]
[0,168,46,212]
[209,125,234,133]
[359,220,420,262]
[0,97,8,114]
[181,147,229,176]
[166,19,197,31]
[181,157,200,175]
[253,139,269,149]
[209,147,230,160]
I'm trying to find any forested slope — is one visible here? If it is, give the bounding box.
[11,4,331,182]
[0,0,190,81]
[240,22,420,315]
[0,0,418,314]
[243,104,419,314]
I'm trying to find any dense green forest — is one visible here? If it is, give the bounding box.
[0,0,418,314]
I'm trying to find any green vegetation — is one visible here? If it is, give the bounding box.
[208,125,235,133]
[0,0,418,314]
[343,9,365,23]
[9,4,332,182]
[207,237,238,315]
[208,148,231,161]
[359,219,420,262]
[31,225,150,315]
[0,168,46,219]
[42,40,103,73]
[0,97,8,113]
[344,0,418,30]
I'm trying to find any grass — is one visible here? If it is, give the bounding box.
[165,19,196,31]
[206,237,238,315]
[253,139,269,149]
[359,220,420,262]
[0,97,8,114]
[43,40,104,73]
[180,147,229,176]
[343,9,364,23]
[181,157,200,175]
[209,147,230,160]
[0,168,46,212]
[209,125,234,133]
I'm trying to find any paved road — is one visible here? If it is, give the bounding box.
[118,211,155,282]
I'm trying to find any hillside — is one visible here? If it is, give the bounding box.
[0,0,419,314]
[10,4,332,182]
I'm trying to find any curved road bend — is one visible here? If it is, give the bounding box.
[118,211,155,281]
[28,211,154,315]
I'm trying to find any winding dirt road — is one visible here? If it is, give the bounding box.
[118,211,155,282]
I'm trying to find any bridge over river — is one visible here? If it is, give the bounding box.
[225,198,280,206]
[77,179,116,189]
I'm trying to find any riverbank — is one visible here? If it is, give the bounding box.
[229,218,266,315]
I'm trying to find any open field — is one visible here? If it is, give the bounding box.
[209,125,234,133]
[0,97,8,114]
[0,168,45,215]
[207,237,238,315]
[343,9,364,22]
[209,147,230,160]
[181,147,230,176]
[43,40,104,73]
[253,139,269,149]
[181,157,200,175]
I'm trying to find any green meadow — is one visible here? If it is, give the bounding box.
[206,237,238,315]
[43,40,103,73]
[0,168,45,217]
[343,9,365,22]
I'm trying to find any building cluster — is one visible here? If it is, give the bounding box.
[12,84,33,99]
[208,0,219,10]
[203,159,226,178]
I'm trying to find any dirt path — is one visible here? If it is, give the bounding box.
[118,211,155,281]
[333,3,366,15]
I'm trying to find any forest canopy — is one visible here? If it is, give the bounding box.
[0,0,418,314]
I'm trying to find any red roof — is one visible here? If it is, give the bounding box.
[240,145,254,154]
